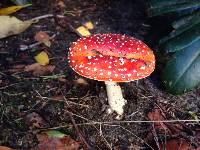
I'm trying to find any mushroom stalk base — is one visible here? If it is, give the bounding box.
[105,81,127,119]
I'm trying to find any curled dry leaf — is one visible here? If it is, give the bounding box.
[0,16,33,39]
[25,112,49,128]
[148,108,169,133]
[34,31,51,47]
[159,139,192,150]
[24,63,55,76]
[34,51,49,66]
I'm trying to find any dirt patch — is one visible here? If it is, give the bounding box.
[0,0,200,149]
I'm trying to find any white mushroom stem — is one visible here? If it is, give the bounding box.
[105,81,127,119]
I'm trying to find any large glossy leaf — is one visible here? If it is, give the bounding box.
[162,38,200,95]
[160,22,200,52]
[159,18,200,46]
[172,11,200,29]
[148,0,199,8]
[148,1,200,17]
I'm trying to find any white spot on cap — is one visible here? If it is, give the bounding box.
[108,71,111,75]
[87,56,92,59]
[127,74,131,77]
[140,66,145,70]
[131,59,137,62]
[119,58,125,65]
[79,64,84,68]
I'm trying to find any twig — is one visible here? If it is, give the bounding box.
[30,14,65,22]
[151,124,161,150]
[20,34,56,51]
[35,96,90,108]
[73,120,200,125]
[0,82,23,90]
[68,112,92,150]
[119,125,155,150]
[64,110,112,149]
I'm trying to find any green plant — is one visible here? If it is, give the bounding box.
[147,0,200,94]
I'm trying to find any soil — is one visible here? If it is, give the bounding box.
[0,0,200,149]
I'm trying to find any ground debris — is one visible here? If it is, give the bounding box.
[24,63,55,76]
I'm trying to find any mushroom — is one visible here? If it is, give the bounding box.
[68,34,155,119]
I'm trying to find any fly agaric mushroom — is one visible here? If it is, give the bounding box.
[68,34,155,119]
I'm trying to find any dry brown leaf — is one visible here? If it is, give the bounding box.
[0,146,13,150]
[32,136,80,150]
[148,108,169,132]
[74,78,88,85]
[25,112,48,128]
[159,139,192,150]
[57,0,66,8]
[34,31,51,47]
[0,16,33,39]
[24,63,55,76]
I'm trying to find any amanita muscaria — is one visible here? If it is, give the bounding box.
[68,34,155,119]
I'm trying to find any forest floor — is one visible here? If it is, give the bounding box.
[0,0,200,149]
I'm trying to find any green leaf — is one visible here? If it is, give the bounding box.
[47,130,66,138]
[159,14,200,45]
[172,11,200,29]
[160,22,200,52]
[162,38,200,95]
[148,1,200,17]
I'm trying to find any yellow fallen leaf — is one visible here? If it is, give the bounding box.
[76,26,91,36]
[0,4,32,15]
[0,16,33,39]
[83,21,94,30]
[34,51,49,66]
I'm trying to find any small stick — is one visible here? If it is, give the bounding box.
[30,14,65,22]
[68,112,92,149]
[20,34,56,51]
[152,124,161,150]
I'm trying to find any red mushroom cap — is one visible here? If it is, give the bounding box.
[68,34,155,82]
